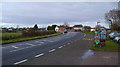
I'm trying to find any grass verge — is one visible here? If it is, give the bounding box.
[91,39,119,51]
[84,31,94,35]
[1,32,62,45]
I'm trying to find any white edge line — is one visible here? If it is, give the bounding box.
[49,49,55,52]
[14,59,28,65]
[35,53,44,58]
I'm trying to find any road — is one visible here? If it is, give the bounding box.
[2,32,86,65]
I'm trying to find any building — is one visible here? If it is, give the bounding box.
[73,25,84,32]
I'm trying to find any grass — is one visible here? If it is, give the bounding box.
[1,32,62,45]
[91,39,119,51]
[1,32,22,40]
[2,32,22,37]
[84,31,94,35]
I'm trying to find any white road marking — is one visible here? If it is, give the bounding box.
[58,46,63,48]
[40,42,44,44]
[18,44,23,46]
[49,49,55,52]
[14,59,28,65]
[11,46,18,48]
[43,40,47,41]
[49,41,54,42]
[38,44,42,45]
[26,47,29,48]
[26,43,34,46]
[67,43,70,45]
[35,41,39,42]
[10,48,25,52]
[1,47,5,48]
[35,53,44,58]
[10,50,17,52]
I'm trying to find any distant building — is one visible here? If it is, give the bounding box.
[55,26,59,32]
[91,28,95,32]
[73,25,84,32]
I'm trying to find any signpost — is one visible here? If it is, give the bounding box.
[94,22,106,47]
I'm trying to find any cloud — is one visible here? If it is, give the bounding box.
[1,2,118,28]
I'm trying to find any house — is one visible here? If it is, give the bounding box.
[55,26,59,32]
[84,26,91,32]
[73,25,84,32]
[55,26,66,32]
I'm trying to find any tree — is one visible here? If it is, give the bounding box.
[73,24,83,27]
[47,25,57,30]
[47,26,52,30]
[105,9,120,29]
[33,24,38,30]
[51,25,57,30]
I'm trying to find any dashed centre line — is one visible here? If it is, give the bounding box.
[35,53,44,58]
[58,46,63,48]
[40,42,44,44]
[14,59,28,65]
[49,49,55,52]
[26,43,34,46]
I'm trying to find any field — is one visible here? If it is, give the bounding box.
[0,32,62,44]
[1,32,22,40]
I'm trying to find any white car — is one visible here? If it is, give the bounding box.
[114,36,120,44]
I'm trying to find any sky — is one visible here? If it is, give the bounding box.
[0,2,118,28]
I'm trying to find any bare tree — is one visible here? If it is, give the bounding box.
[105,9,120,28]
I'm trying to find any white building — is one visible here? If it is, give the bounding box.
[55,26,59,32]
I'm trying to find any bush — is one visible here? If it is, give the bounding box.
[22,30,56,37]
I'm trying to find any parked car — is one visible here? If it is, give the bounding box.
[109,32,120,39]
[109,32,117,37]
[113,36,120,44]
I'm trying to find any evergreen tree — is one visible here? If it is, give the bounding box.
[33,24,38,30]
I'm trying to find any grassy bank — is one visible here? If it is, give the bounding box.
[91,39,119,51]
[84,31,94,35]
[1,32,62,45]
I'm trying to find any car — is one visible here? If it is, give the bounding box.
[109,32,120,39]
[109,32,117,37]
[114,36,120,44]
[64,30,68,33]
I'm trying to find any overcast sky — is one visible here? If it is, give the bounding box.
[0,2,118,28]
